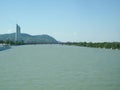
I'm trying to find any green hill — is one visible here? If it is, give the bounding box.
[0,33,58,44]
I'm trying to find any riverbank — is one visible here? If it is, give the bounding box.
[0,45,11,51]
[64,42,120,50]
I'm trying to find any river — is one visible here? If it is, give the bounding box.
[0,45,120,90]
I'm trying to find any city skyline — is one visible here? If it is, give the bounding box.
[0,0,120,42]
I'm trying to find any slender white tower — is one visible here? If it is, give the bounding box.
[15,24,21,42]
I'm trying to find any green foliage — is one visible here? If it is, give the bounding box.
[15,40,24,45]
[65,42,120,50]
[0,40,25,45]
[0,40,15,45]
[0,40,4,44]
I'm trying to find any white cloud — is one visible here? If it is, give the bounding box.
[73,32,78,36]
[6,29,15,33]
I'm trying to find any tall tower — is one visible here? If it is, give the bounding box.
[15,24,21,42]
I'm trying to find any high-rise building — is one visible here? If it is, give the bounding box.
[15,24,21,42]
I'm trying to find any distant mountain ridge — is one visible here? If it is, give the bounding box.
[0,33,58,44]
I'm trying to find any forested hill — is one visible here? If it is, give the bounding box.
[0,33,58,44]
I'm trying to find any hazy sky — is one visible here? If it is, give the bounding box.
[0,0,120,42]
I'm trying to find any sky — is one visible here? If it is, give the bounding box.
[0,0,120,42]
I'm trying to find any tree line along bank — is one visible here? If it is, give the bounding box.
[64,42,120,50]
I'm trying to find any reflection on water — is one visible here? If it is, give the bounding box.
[0,45,120,90]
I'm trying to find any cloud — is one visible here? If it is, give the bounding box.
[73,32,78,36]
[7,29,15,33]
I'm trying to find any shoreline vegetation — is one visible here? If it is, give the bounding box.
[64,42,120,50]
[0,40,57,45]
[0,40,120,50]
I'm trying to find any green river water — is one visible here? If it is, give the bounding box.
[0,45,120,90]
